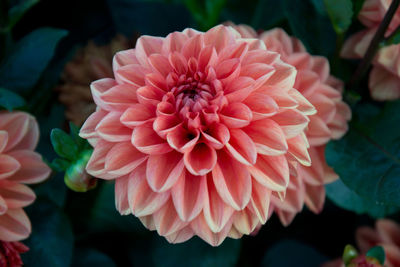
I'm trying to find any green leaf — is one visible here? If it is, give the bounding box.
[22,200,74,267]
[69,122,88,151]
[0,87,25,110]
[283,0,336,56]
[50,128,79,161]
[152,236,241,267]
[51,158,70,172]
[0,27,68,92]
[326,100,400,207]
[384,29,400,46]
[366,246,385,264]
[8,0,40,29]
[323,0,353,34]
[326,179,399,217]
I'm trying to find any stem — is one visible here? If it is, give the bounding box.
[348,0,400,90]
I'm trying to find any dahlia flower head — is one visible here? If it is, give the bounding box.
[0,112,51,242]
[80,25,319,246]
[231,24,351,226]
[341,0,400,101]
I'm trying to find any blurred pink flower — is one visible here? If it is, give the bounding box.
[323,219,400,267]
[80,25,316,246]
[0,112,51,242]
[0,241,29,267]
[341,0,400,101]
[231,24,351,226]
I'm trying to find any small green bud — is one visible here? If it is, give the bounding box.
[64,149,97,192]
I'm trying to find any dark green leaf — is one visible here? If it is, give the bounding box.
[69,121,88,151]
[50,128,79,161]
[22,200,74,267]
[384,29,400,46]
[0,27,68,92]
[0,87,25,110]
[283,0,336,56]
[8,0,40,29]
[326,179,399,217]
[261,239,328,267]
[342,244,358,264]
[323,0,353,34]
[366,246,385,264]
[152,236,240,267]
[326,100,400,207]
[72,247,116,267]
[51,158,70,172]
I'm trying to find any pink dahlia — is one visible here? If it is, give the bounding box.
[80,25,316,246]
[0,112,51,242]
[231,24,351,226]
[341,0,400,101]
[0,241,29,267]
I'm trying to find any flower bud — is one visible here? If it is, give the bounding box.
[64,149,97,192]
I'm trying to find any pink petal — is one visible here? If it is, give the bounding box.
[376,219,400,246]
[287,133,312,166]
[369,65,400,101]
[153,199,186,236]
[265,62,296,88]
[90,78,117,110]
[0,180,36,209]
[0,112,30,153]
[112,49,139,71]
[203,25,231,53]
[132,122,173,154]
[215,58,241,84]
[203,175,235,232]
[115,175,130,215]
[135,36,164,67]
[233,208,259,235]
[275,208,297,227]
[212,150,252,210]
[304,184,325,214]
[224,76,255,103]
[225,129,257,165]
[166,125,199,153]
[80,109,108,140]
[86,140,116,179]
[191,213,233,246]
[244,119,288,156]
[220,103,252,128]
[0,154,20,180]
[96,111,132,142]
[288,89,316,116]
[100,84,139,112]
[171,171,207,221]
[7,151,50,184]
[146,151,184,192]
[120,104,155,128]
[105,142,148,176]
[148,54,173,77]
[127,163,170,216]
[182,34,204,60]
[0,131,8,153]
[153,114,181,139]
[244,93,279,119]
[249,179,272,224]
[184,143,217,176]
[198,45,218,71]
[0,209,31,242]
[162,32,188,54]
[139,215,156,231]
[248,154,289,191]
[12,115,39,151]
[165,226,194,244]
[136,85,164,107]
[115,64,149,87]
[201,123,230,149]
[0,195,6,215]
[270,109,309,139]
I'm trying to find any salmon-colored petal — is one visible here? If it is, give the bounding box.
[220,102,252,128]
[165,225,194,244]
[244,93,279,120]
[225,129,257,165]
[7,151,50,184]
[270,109,309,139]
[376,219,400,246]
[0,131,8,154]
[249,179,271,224]
[115,175,130,215]
[369,66,400,101]
[248,154,289,191]
[244,119,288,156]
[171,171,207,221]
[115,64,149,87]
[112,49,139,71]
[148,54,173,77]
[212,150,251,210]
[0,155,20,180]
[0,209,31,242]
[191,213,233,247]
[203,175,234,232]
[166,125,199,153]
[184,143,217,176]
[128,163,170,216]
[146,151,184,192]
[96,111,132,142]
[153,199,186,236]
[120,104,155,128]
[0,113,30,153]
[0,180,35,209]
[233,208,259,235]
[135,36,164,67]
[86,140,116,179]
[80,109,108,139]
[287,133,312,167]
[304,184,325,214]
[105,142,148,176]
[132,122,173,154]
[100,83,139,112]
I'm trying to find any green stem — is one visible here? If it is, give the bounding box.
[348,0,400,90]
